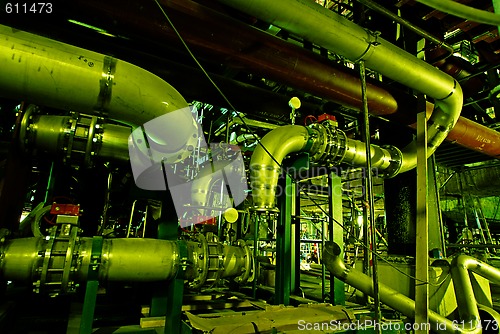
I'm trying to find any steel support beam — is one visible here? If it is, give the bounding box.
[275,174,293,306]
[415,111,429,333]
[328,172,344,305]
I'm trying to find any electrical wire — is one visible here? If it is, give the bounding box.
[152,0,443,286]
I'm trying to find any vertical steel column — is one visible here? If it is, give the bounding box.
[150,194,183,333]
[328,172,345,305]
[293,181,302,294]
[79,236,103,334]
[362,192,370,304]
[252,214,259,299]
[164,241,187,334]
[275,174,293,305]
[415,112,429,333]
[429,156,446,257]
[457,172,470,232]
[359,61,381,326]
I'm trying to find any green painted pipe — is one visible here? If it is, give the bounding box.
[216,0,463,174]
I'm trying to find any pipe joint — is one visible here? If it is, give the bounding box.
[379,145,403,178]
[355,29,381,62]
[308,122,348,166]
[19,106,131,166]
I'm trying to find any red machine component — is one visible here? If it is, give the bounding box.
[195,216,217,226]
[50,203,81,216]
[317,113,337,123]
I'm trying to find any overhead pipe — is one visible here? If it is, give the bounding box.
[0,24,198,164]
[9,0,409,116]
[356,0,455,57]
[6,0,500,160]
[249,123,399,209]
[434,116,500,157]
[322,241,491,334]
[216,0,463,174]
[18,105,131,165]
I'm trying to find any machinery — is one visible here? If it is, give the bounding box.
[1,1,500,333]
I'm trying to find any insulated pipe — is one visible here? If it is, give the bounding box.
[249,125,311,209]
[216,0,463,173]
[416,0,500,26]
[445,117,500,157]
[62,0,406,117]
[9,0,500,160]
[0,236,250,285]
[249,123,399,209]
[0,25,193,135]
[451,255,500,329]
[19,111,131,163]
[356,0,454,56]
[322,241,481,334]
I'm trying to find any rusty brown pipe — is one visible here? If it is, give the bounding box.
[405,104,500,158]
[3,0,500,159]
[53,0,410,117]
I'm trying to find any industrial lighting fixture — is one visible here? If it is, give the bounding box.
[67,19,118,38]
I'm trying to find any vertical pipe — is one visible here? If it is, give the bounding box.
[126,200,137,238]
[431,156,447,257]
[457,172,470,231]
[100,168,112,235]
[252,215,259,299]
[360,61,381,325]
[362,193,370,299]
[415,112,429,333]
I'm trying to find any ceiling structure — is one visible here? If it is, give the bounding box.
[1,2,500,331]
[1,0,500,169]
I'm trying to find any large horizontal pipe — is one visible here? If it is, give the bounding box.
[0,24,202,171]
[2,1,499,159]
[216,0,463,174]
[0,236,250,288]
[58,0,406,117]
[0,25,188,129]
[445,117,500,157]
[356,0,455,56]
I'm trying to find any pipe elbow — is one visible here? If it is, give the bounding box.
[0,25,189,128]
[322,241,348,279]
[399,80,463,174]
[249,125,311,209]
[452,254,475,270]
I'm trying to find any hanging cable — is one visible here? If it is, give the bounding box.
[152,0,445,286]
